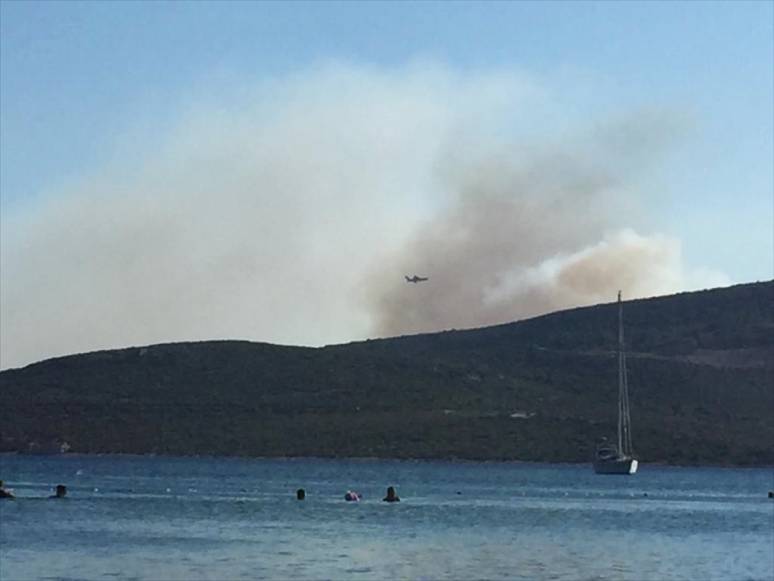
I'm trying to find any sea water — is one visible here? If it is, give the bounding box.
[1,455,772,580]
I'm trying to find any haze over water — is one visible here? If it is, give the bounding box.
[1,455,772,580]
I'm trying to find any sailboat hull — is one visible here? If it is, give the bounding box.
[594,458,638,475]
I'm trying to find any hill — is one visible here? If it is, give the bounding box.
[1,281,772,465]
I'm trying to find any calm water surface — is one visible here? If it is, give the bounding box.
[1,455,772,580]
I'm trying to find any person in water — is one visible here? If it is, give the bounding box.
[344,490,360,502]
[50,484,67,499]
[296,488,306,500]
[383,486,400,502]
[0,480,15,499]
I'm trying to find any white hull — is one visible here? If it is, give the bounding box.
[594,457,638,475]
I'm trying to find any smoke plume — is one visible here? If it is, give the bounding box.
[364,138,729,336]
[0,62,727,368]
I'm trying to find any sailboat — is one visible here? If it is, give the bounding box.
[593,291,638,475]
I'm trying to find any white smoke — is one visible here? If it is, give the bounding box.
[484,229,730,316]
[0,62,727,368]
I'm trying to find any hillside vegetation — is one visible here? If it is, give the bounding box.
[2,281,772,465]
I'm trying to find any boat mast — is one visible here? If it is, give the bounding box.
[618,291,633,456]
[617,291,624,454]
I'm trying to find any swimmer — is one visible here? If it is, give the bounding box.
[383,486,400,502]
[344,490,360,502]
[49,484,67,499]
[0,480,15,499]
[297,488,306,500]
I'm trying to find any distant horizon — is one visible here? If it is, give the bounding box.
[3,275,772,469]
[4,277,769,371]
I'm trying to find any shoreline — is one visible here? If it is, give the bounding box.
[2,451,772,470]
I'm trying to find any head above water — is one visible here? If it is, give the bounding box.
[384,486,399,502]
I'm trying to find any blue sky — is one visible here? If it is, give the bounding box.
[3,1,772,273]
[1,1,772,366]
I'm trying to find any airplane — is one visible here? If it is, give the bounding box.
[405,275,429,283]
